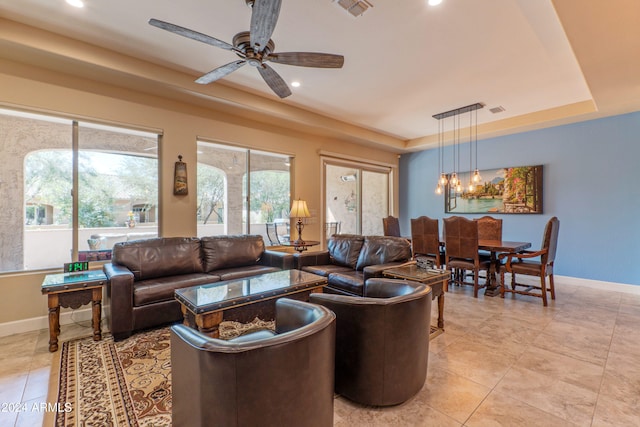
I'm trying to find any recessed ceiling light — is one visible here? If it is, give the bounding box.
[428,0,443,6]
[66,0,85,8]
[291,81,301,88]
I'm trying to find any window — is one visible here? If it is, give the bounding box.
[324,159,391,238]
[196,141,291,244]
[0,108,159,273]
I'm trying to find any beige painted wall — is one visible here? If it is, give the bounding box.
[0,59,399,325]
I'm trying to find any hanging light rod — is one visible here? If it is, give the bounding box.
[432,103,484,120]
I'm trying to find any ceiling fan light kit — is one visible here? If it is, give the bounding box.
[149,0,344,98]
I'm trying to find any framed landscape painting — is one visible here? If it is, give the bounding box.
[445,165,543,214]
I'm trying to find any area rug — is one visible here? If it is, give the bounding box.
[53,318,274,427]
[53,319,442,426]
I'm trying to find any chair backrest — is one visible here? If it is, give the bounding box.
[275,221,291,243]
[382,216,401,237]
[410,216,441,263]
[309,279,431,406]
[476,215,502,241]
[443,216,479,260]
[265,223,279,245]
[325,221,340,239]
[541,216,560,265]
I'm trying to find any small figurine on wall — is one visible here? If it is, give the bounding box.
[174,155,188,195]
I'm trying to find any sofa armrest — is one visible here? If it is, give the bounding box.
[363,261,413,281]
[294,251,331,269]
[103,263,135,340]
[260,250,295,270]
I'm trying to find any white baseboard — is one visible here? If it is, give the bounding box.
[0,306,108,339]
[555,275,640,295]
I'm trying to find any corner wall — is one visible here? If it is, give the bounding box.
[400,111,640,285]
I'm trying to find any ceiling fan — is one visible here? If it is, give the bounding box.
[149,0,344,98]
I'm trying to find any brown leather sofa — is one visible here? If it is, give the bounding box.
[104,235,294,340]
[310,278,432,406]
[171,298,336,427]
[295,234,412,296]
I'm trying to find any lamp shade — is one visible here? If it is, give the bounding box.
[289,200,311,218]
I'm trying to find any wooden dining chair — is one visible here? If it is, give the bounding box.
[410,216,443,268]
[474,215,503,279]
[476,216,502,241]
[443,216,491,297]
[382,216,401,237]
[499,217,560,306]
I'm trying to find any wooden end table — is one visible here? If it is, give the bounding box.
[41,270,107,352]
[383,265,449,330]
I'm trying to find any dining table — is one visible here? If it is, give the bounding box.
[477,240,532,296]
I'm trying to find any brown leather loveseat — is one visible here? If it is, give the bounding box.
[104,235,293,340]
[295,234,412,296]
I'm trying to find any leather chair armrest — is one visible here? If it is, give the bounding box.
[103,263,135,340]
[362,261,413,281]
[171,299,335,352]
[294,251,331,269]
[260,250,295,270]
[499,248,548,269]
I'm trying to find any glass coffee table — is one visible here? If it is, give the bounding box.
[175,269,327,338]
[383,264,449,330]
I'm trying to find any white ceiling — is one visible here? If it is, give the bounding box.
[0,0,638,151]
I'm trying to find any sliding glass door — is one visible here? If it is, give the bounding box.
[324,160,391,238]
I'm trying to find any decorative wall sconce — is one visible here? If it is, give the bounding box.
[174,155,188,195]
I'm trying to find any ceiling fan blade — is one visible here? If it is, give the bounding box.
[269,52,345,68]
[149,18,235,51]
[195,60,247,84]
[257,63,291,98]
[250,0,282,52]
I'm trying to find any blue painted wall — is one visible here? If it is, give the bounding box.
[399,111,640,285]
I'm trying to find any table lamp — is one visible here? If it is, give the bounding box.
[289,199,311,245]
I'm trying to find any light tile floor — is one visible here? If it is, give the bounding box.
[1,278,639,426]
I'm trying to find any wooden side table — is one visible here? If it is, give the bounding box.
[41,270,107,352]
[383,264,449,330]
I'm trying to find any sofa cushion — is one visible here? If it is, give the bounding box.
[301,264,353,278]
[327,271,366,296]
[201,235,265,273]
[113,237,204,281]
[328,234,365,269]
[214,265,281,282]
[133,273,218,306]
[355,236,412,270]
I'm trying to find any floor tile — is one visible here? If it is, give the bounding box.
[591,394,640,427]
[495,365,598,426]
[466,390,580,427]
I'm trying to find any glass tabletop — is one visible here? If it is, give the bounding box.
[175,269,326,314]
[383,264,449,282]
[41,270,107,292]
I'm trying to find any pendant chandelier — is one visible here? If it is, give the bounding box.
[433,103,484,195]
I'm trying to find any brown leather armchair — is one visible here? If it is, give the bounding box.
[171,298,336,427]
[310,278,432,406]
[499,216,560,306]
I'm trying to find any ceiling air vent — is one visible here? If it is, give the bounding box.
[334,0,373,18]
[489,106,506,114]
